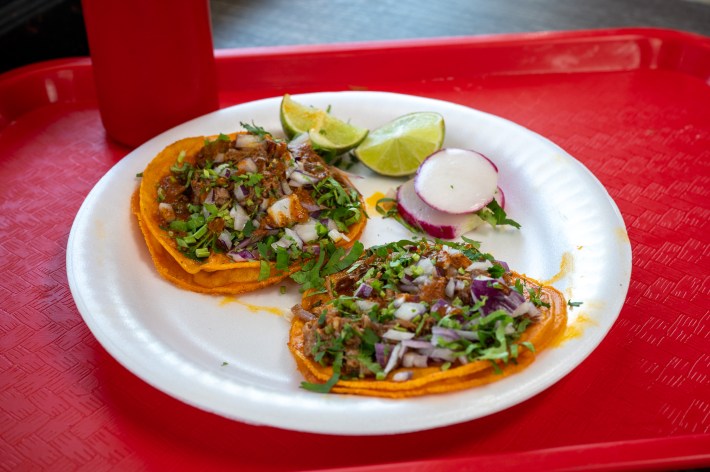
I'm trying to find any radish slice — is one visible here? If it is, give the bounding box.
[414,148,498,214]
[396,180,483,239]
[494,186,505,209]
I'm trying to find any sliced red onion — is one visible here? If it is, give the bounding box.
[235,236,254,250]
[429,348,457,362]
[233,185,248,202]
[511,300,540,319]
[289,170,319,187]
[227,249,255,261]
[325,219,338,232]
[284,159,297,179]
[382,329,415,341]
[287,132,309,152]
[458,355,469,365]
[217,230,232,251]
[470,276,502,301]
[397,283,419,294]
[401,339,433,350]
[203,189,214,206]
[430,298,451,314]
[431,327,460,346]
[375,343,390,368]
[454,329,480,341]
[230,204,248,231]
[237,249,255,260]
[300,200,322,213]
[495,260,510,272]
[394,302,426,321]
[471,276,526,315]
[393,295,407,308]
[383,343,405,375]
[354,283,373,299]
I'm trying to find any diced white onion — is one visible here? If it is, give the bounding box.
[281,180,293,195]
[267,195,296,227]
[284,228,303,250]
[158,203,176,222]
[355,299,378,313]
[392,371,413,382]
[235,134,260,147]
[445,278,456,298]
[429,348,457,362]
[466,260,493,272]
[416,258,436,276]
[237,158,258,174]
[394,302,426,321]
[230,204,248,231]
[218,230,232,250]
[382,329,415,341]
[293,218,319,242]
[402,352,428,368]
[328,229,349,243]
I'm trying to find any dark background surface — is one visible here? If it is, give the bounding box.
[2,0,710,75]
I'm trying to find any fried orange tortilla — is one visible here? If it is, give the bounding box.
[288,240,567,398]
[134,130,366,294]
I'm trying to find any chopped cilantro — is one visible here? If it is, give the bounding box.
[240,121,270,138]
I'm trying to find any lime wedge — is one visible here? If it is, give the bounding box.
[353,112,445,176]
[280,94,368,154]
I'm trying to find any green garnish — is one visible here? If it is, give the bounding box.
[477,199,521,229]
[240,121,270,138]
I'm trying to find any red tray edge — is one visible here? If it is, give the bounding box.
[1,27,709,131]
[320,433,710,472]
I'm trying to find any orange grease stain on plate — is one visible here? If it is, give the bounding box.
[615,227,630,244]
[219,296,286,317]
[550,312,596,348]
[543,251,574,285]
[366,191,386,212]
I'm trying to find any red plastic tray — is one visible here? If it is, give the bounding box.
[1,28,709,471]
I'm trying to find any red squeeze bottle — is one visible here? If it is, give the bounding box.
[82,0,220,148]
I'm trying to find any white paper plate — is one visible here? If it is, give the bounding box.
[67,91,631,435]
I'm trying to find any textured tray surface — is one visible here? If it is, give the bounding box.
[1,29,708,471]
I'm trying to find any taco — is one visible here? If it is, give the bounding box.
[288,238,567,397]
[134,129,366,294]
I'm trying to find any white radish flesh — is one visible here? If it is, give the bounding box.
[396,180,483,239]
[414,148,498,214]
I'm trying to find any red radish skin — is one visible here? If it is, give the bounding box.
[414,148,498,215]
[495,186,505,208]
[396,180,483,239]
